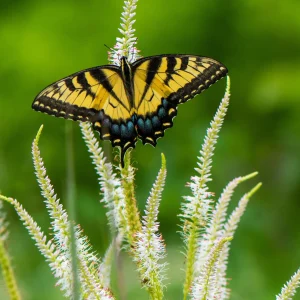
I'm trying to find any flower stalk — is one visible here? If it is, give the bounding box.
[120,152,141,244]
[195,172,258,274]
[181,76,231,300]
[133,154,167,299]
[191,237,232,300]
[214,182,262,298]
[276,268,300,300]
[0,195,72,295]
[109,0,140,65]
[0,200,21,300]
[25,126,113,298]
[80,122,128,236]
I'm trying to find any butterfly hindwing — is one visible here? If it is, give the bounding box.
[32,65,138,155]
[132,54,228,145]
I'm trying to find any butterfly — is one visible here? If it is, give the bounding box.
[32,54,228,167]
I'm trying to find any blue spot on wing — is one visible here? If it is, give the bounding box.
[136,98,177,145]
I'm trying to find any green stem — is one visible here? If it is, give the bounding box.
[65,122,80,299]
[115,240,127,300]
[0,238,21,300]
[183,222,197,300]
[120,150,141,245]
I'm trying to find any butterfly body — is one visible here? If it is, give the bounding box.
[120,56,135,105]
[33,54,228,166]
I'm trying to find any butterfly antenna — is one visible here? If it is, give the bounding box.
[105,44,120,63]
[104,44,114,52]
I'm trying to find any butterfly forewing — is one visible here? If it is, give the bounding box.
[33,65,137,153]
[131,55,228,145]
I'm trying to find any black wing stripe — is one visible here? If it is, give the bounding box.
[139,56,162,104]
[77,72,90,88]
[64,78,76,92]
[89,69,126,108]
[157,73,184,93]
[146,57,162,82]
[179,56,189,71]
[164,57,177,85]
[76,72,97,98]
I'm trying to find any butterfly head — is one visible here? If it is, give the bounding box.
[120,56,128,63]
[120,56,132,77]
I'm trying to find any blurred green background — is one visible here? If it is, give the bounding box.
[1,0,300,299]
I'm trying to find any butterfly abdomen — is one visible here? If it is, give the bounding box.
[120,56,134,107]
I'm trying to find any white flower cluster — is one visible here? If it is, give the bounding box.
[109,0,140,65]
[80,122,128,236]
[277,268,300,300]
[133,155,167,297]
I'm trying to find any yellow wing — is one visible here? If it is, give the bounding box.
[32,66,137,152]
[131,54,228,145]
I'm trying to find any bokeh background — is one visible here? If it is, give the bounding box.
[1,0,300,299]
